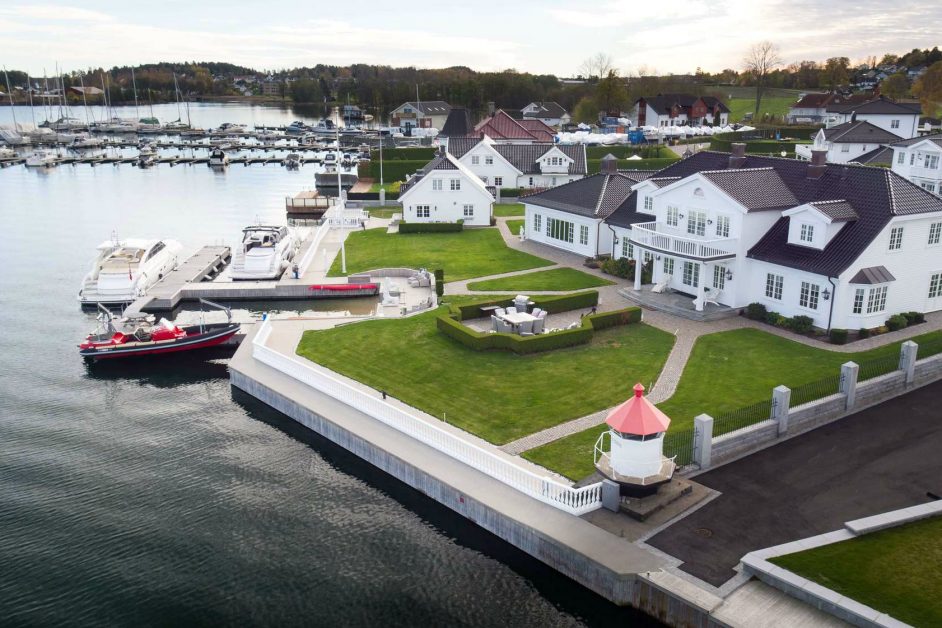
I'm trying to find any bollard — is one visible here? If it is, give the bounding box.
[693,414,714,469]
[900,340,918,385]
[840,362,859,410]
[773,385,791,435]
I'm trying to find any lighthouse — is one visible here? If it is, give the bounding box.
[594,383,676,497]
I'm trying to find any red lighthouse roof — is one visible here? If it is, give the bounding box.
[605,383,671,435]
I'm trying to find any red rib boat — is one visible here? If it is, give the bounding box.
[80,301,240,362]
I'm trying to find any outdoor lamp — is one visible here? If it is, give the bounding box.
[725,269,733,281]
[707,219,714,225]
[822,288,831,300]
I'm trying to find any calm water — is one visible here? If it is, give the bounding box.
[0,106,657,627]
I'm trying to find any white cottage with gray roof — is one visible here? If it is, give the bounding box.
[448,135,587,190]
[398,152,494,226]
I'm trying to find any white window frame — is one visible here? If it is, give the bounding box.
[713,266,726,290]
[666,205,679,227]
[866,285,888,313]
[416,205,430,218]
[462,204,474,218]
[929,222,942,246]
[852,288,864,314]
[766,273,783,300]
[579,224,589,246]
[484,156,494,165]
[494,176,503,187]
[927,154,940,169]
[799,281,820,310]
[547,217,574,243]
[663,257,674,276]
[621,238,632,259]
[533,213,542,233]
[471,155,480,165]
[888,226,904,251]
[450,178,461,191]
[681,261,699,287]
[715,215,730,238]
[840,144,850,153]
[891,119,900,129]
[432,179,443,191]
[643,196,653,211]
[897,151,905,165]
[687,210,706,237]
[800,223,815,244]
[929,272,942,299]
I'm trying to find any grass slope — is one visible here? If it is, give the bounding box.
[297,310,674,444]
[467,268,613,292]
[506,219,525,236]
[771,517,942,627]
[327,227,552,282]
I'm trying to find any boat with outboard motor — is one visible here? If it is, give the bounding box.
[79,300,240,362]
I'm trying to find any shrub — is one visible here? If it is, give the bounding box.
[858,327,871,339]
[584,257,602,269]
[829,328,849,345]
[765,311,787,327]
[586,307,642,330]
[398,220,464,233]
[497,187,523,198]
[601,256,634,279]
[365,159,428,181]
[446,291,599,321]
[886,314,908,331]
[746,302,768,321]
[902,311,925,325]
[788,315,815,334]
[434,268,444,297]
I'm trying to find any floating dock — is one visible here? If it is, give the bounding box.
[124,245,232,315]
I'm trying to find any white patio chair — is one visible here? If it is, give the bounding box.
[495,307,506,317]
[518,320,534,334]
[531,307,543,318]
[704,289,724,307]
[496,320,513,333]
[491,316,499,332]
[651,274,672,294]
[532,318,545,334]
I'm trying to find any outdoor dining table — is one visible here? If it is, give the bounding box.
[499,311,537,325]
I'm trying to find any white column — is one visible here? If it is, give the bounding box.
[695,262,707,311]
[633,245,643,291]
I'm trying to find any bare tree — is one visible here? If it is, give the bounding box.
[743,41,782,117]
[580,53,614,80]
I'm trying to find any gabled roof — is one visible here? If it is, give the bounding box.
[523,101,568,119]
[809,200,858,222]
[617,170,658,183]
[849,265,895,284]
[852,146,894,165]
[821,120,901,144]
[822,94,875,112]
[475,110,542,140]
[398,152,492,199]
[517,119,556,141]
[447,138,587,175]
[698,168,799,211]
[830,96,921,116]
[440,108,473,137]
[637,93,729,115]
[888,133,942,149]
[394,101,451,115]
[523,172,637,219]
[700,96,730,113]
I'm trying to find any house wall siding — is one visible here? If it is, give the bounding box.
[400,173,494,226]
[524,204,606,256]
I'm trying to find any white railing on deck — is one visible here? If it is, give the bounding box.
[295,210,334,276]
[631,222,735,261]
[251,319,602,515]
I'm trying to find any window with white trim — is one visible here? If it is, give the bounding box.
[450,178,461,191]
[663,257,674,276]
[866,285,887,313]
[911,153,916,165]
[921,182,937,193]
[485,156,493,165]
[463,204,474,218]
[891,119,900,129]
[432,179,442,191]
[621,238,633,259]
[533,213,542,233]
[713,266,726,290]
[643,196,653,211]
[800,223,815,243]
[853,288,864,314]
[929,273,942,299]
[799,281,820,310]
[666,205,679,226]
[471,155,480,165]
[897,151,905,164]
[715,215,730,238]
[494,176,503,187]
[766,273,783,300]
[579,224,589,246]
[416,205,430,218]
[687,210,706,236]
[889,226,904,250]
[841,144,850,152]
[929,222,942,245]
[927,155,940,169]
[681,261,699,287]
[547,217,574,243]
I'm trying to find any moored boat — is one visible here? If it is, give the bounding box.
[230,225,297,280]
[78,236,182,305]
[25,149,59,167]
[208,148,229,167]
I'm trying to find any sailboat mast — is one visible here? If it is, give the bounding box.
[26,73,36,128]
[173,73,182,122]
[43,70,50,124]
[131,67,139,119]
[79,74,90,126]
[2,67,17,129]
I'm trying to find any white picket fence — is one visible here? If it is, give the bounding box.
[252,320,603,515]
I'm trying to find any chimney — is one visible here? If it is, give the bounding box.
[487,101,495,117]
[808,148,827,179]
[851,111,857,123]
[729,142,746,168]
[601,153,618,175]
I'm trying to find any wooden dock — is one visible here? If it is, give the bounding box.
[125,245,231,315]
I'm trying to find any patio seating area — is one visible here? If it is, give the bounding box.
[618,285,739,322]
[464,294,594,336]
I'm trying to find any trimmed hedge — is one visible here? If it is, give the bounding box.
[587,157,678,173]
[709,129,814,154]
[496,187,523,198]
[585,145,674,159]
[447,290,600,321]
[398,220,464,234]
[436,305,642,355]
[370,147,436,161]
[365,159,428,181]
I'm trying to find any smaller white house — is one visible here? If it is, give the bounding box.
[389,101,452,130]
[887,134,942,196]
[521,101,570,127]
[795,122,902,164]
[398,152,494,226]
[827,96,921,139]
[448,135,588,190]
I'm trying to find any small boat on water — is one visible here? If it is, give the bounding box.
[138,153,158,168]
[230,225,297,280]
[211,122,247,136]
[25,149,59,167]
[0,146,15,159]
[315,154,358,187]
[285,121,309,136]
[70,135,104,149]
[284,153,301,169]
[78,236,182,305]
[79,301,240,362]
[208,148,229,167]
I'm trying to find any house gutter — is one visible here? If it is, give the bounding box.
[606,222,619,257]
[827,276,838,332]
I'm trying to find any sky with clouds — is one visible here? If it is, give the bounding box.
[2,1,941,76]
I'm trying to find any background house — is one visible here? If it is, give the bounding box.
[389,101,452,130]
[447,136,587,189]
[474,109,556,143]
[826,96,922,139]
[887,134,942,195]
[787,92,869,124]
[634,94,729,128]
[521,101,570,127]
[795,121,902,163]
[398,152,494,226]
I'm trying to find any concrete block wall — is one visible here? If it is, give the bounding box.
[711,420,778,465]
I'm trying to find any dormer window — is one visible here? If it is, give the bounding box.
[643,196,653,211]
[799,223,814,243]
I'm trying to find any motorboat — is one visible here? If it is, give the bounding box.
[138,153,158,168]
[310,119,337,136]
[230,225,298,280]
[284,153,301,169]
[25,149,59,167]
[79,301,240,362]
[208,148,229,167]
[70,135,104,149]
[50,117,88,132]
[78,237,182,305]
[0,128,30,145]
[285,121,309,136]
[210,135,241,148]
[0,146,15,159]
[211,122,247,136]
[97,117,139,133]
[138,141,158,156]
[256,130,285,141]
[315,156,358,187]
[298,134,325,147]
[164,120,190,132]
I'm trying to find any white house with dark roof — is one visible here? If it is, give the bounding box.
[598,146,942,329]
[447,136,587,190]
[398,152,494,226]
[389,101,452,130]
[887,134,942,196]
[795,121,903,164]
[826,96,921,139]
[521,101,570,127]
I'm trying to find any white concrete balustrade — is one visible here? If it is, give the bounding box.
[630,222,735,261]
[251,319,603,515]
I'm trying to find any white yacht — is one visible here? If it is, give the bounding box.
[315,153,358,187]
[208,148,229,167]
[0,146,15,159]
[230,226,297,280]
[25,149,59,168]
[70,135,104,149]
[78,237,182,305]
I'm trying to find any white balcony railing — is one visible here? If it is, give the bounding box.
[630,222,736,261]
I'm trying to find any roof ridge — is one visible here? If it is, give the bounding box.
[701,167,775,174]
[595,175,611,215]
[810,199,849,205]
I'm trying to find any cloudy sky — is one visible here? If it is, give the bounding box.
[2,1,941,76]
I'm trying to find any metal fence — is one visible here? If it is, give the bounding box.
[857,353,902,382]
[712,398,775,437]
[790,373,843,407]
[917,336,942,360]
[663,429,695,467]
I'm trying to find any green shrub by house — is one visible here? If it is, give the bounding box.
[746,302,768,320]
[886,314,908,331]
[398,220,464,234]
[829,328,849,345]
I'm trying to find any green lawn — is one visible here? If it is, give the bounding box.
[367,206,401,219]
[771,517,942,627]
[296,310,674,444]
[727,95,798,123]
[327,227,553,282]
[467,268,614,292]
[494,203,525,217]
[368,181,402,193]
[506,219,525,236]
[525,327,942,480]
